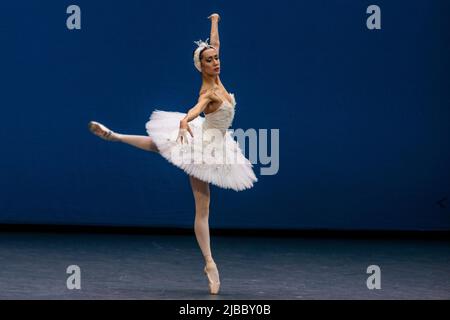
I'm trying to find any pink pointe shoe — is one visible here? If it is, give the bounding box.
[88,121,120,142]
[204,262,221,295]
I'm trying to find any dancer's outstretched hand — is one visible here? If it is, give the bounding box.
[177,120,193,144]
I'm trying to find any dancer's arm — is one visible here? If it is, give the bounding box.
[208,13,220,55]
[176,94,213,143]
[180,94,212,125]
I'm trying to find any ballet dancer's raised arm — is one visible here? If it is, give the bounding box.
[176,13,221,145]
[207,13,221,55]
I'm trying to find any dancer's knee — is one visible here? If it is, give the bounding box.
[195,206,209,219]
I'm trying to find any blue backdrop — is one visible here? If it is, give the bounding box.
[1,0,449,230]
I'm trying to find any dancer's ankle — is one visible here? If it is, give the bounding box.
[204,255,215,264]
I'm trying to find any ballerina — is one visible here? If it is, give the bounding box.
[88,13,257,295]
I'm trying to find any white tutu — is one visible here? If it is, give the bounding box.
[145,93,258,191]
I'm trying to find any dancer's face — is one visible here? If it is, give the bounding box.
[201,48,220,76]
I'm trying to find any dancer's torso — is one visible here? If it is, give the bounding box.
[199,77,234,115]
[199,77,236,134]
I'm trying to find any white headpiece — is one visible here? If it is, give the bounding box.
[193,38,216,72]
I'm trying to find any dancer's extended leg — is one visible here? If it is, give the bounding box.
[88,121,159,153]
[118,134,159,153]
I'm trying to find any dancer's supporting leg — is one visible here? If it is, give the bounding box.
[189,175,220,294]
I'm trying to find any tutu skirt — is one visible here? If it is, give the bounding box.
[145,109,258,191]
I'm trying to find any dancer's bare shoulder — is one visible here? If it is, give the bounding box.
[199,86,221,104]
[198,88,220,114]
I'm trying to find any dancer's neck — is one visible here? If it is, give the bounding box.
[201,73,219,89]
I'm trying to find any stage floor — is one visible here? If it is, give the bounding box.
[0,231,448,299]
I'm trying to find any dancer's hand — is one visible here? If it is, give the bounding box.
[177,120,193,144]
[207,13,220,22]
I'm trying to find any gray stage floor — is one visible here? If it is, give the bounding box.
[0,231,449,299]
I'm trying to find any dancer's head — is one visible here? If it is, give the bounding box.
[193,38,220,76]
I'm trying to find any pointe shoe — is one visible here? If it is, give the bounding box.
[88,121,120,142]
[204,262,221,295]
